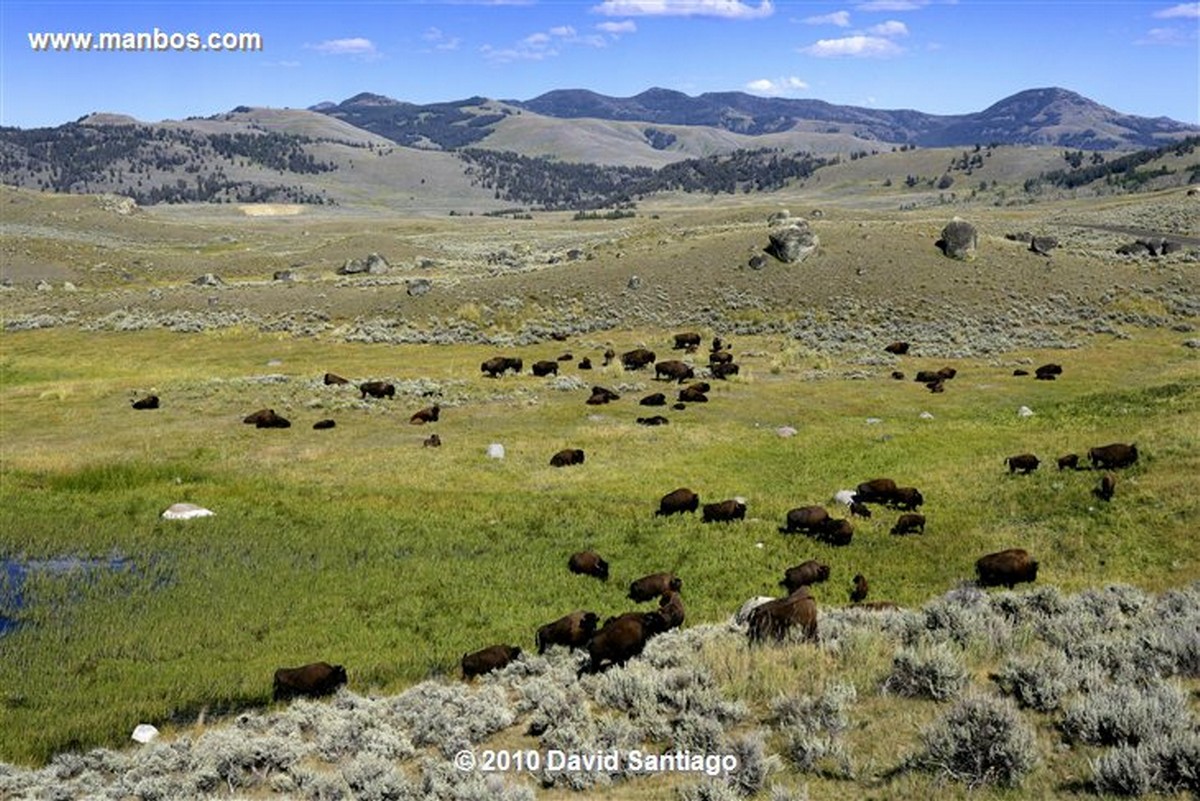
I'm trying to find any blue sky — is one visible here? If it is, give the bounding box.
[2,1,1197,128]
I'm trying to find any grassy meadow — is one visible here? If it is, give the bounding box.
[1,321,1197,772]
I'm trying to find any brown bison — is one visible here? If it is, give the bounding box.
[359,381,395,399]
[557,353,573,361]
[678,385,708,403]
[850,574,869,603]
[637,415,670,426]
[1006,453,1040,474]
[532,360,559,377]
[702,498,746,523]
[975,548,1038,589]
[890,487,924,510]
[1088,443,1138,470]
[462,644,521,680]
[1013,369,1030,377]
[926,380,945,393]
[747,587,818,645]
[568,550,609,581]
[711,362,740,379]
[937,366,957,380]
[640,392,667,406]
[817,518,854,546]
[673,332,702,350]
[655,360,695,383]
[885,341,910,355]
[657,590,686,630]
[1057,453,1080,471]
[586,386,621,405]
[131,395,159,410]
[629,572,682,602]
[656,488,699,517]
[914,370,942,384]
[582,611,668,674]
[780,560,830,593]
[780,505,830,534]
[578,357,593,370]
[536,611,599,654]
[323,372,349,386]
[849,501,872,519]
[602,348,616,366]
[423,433,441,448]
[409,404,440,425]
[273,662,347,702]
[891,513,926,535]
[243,408,291,429]
[1093,473,1117,502]
[708,349,734,366]
[550,448,585,467]
[313,419,336,430]
[621,348,656,370]
[1035,363,1063,380]
[891,371,906,380]
[854,478,898,505]
[480,356,523,378]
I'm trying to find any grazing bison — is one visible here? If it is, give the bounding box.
[586,386,621,405]
[1094,473,1117,502]
[818,518,854,546]
[975,548,1038,589]
[850,574,869,603]
[655,360,695,383]
[891,513,926,535]
[273,662,347,702]
[702,498,747,523]
[568,550,609,581]
[621,348,656,370]
[926,380,945,394]
[532,360,559,377]
[1035,363,1063,380]
[937,367,957,380]
[640,392,667,406]
[359,381,395,399]
[582,611,667,674]
[889,487,924,511]
[708,349,734,366]
[323,372,349,386]
[657,590,686,630]
[409,404,440,425]
[1013,369,1030,377]
[914,370,942,384]
[557,353,573,362]
[885,341,910,355]
[747,587,818,645]
[849,501,872,519]
[243,408,291,429]
[673,332,702,350]
[656,488,699,517]
[1088,443,1139,470]
[637,415,669,426]
[480,356,523,378]
[1057,453,1080,471]
[1006,453,1040,474]
[131,395,159,410]
[462,644,521,680]
[602,348,616,367]
[536,611,599,654]
[578,357,593,370]
[550,448,585,467]
[313,419,336,430]
[711,362,740,380]
[780,506,830,534]
[423,433,441,448]
[855,478,898,505]
[678,385,708,403]
[780,560,830,593]
[629,572,682,602]
[891,371,906,380]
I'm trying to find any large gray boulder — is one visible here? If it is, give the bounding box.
[938,218,977,261]
[406,278,431,297]
[768,220,819,264]
[191,273,224,287]
[365,253,390,275]
[338,258,367,275]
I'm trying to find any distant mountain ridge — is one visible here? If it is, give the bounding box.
[314,86,1199,151]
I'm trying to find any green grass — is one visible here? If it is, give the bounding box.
[0,326,1197,767]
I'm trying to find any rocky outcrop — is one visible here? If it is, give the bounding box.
[937,218,977,261]
[768,218,819,264]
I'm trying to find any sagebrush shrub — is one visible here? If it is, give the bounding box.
[677,778,742,801]
[725,731,777,797]
[992,650,1075,711]
[912,694,1038,788]
[882,644,968,701]
[1062,680,1191,746]
[771,683,856,735]
[1091,729,1200,796]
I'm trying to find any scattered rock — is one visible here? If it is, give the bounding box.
[131,724,159,744]
[776,425,798,437]
[1029,236,1058,256]
[627,275,641,290]
[161,503,214,520]
[486,443,505,460]
[365,253,390,275]
[1183,339,1200,349]
[36,280,52,291]
[273,270,297,282]
[937,218,977,261]
[919,411,934,420]
[338,259,368,275]
[191,273,224,287]
[748,254,767,270]
[1017,406,1034,418]
[406,278,432,297]
[62,281,77,292]
[768,220,819,263]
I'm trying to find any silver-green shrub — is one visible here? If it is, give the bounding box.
[1091,729,1200,796]
[911,693,1038,788]
[388,681,514,757]
[992,650,1075,712]
[882,643,968,701]
[1062,680,1192,746]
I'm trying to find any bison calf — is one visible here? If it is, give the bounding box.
[273,662,347,702]
[850,574,869,603]
[313,419,336,430]
[637,415,669,426]
[462,644,521,680]
[891,513,926,535]
[1093,473,1117,502]
[1006,453,1040,474]
[1057,453,1080,471]
[423,433,442,448]
[550,448,585,467]
[975,548,1038,589]
[568,550,609,581]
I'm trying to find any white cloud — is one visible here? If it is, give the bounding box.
[592,0,774,19]
[800,35,903,57]
[549,25,578,36]
[856,0,928,10]
[867,20,908,36]
[1153,3,1199,18]
[485,23,606,62]
[421,27,462,51]
[310,37,377,56]
[745,76,809,95]
[804,10,851,26]
[1135,26,1195,45]
[597,20,638,33]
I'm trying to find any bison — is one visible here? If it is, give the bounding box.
[656,488,699,517]
[586,386,620,405]
[1035,363,1063,380]
[323,372,349,386]
[568,550,609,581]
[636,415,670,426]
[711,362,740,380]
[891,371,906,380]
[313,419,336,430]
[891,513,926,535]
[1093,473,1117,502]
[639,392,667,406]
[536,611,599,654]
[1013,369,1030,377]
[243,408,291,429]
[975,548,1038,589]
[423,433,442,448]
[532,360,559,377]
[550,448,585,467]
[850,574,869,603]
[1057,453,1080,471]
[673,332,702,350]
[854,478,898,505]
[130,394,159,410]
[629,572,682,602]
[409,404,440,425]
[884,341,910,355]
[748,587,818,645]
[702,498,746,523]
[890,487,924,511]
[678,385,708,403]
[602,348,616,367]
[708,349,734,366]
[1088,443,1138,470]
[914,370,942,384]
[937,366,957,380]
[581,611,667,674]
[359,381,395,399]
[273,662,347,702]
[780,560,830,593]
[481,356,523,378]
[849,501,872,519]
[621,348,656,370]
[1006,453,1040,474]
[657,590,686,630]
[817,518,854,546]
[578,357,593,370]
[462,644,521,680]
[655,360,695,383]
[780,506,830,534]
